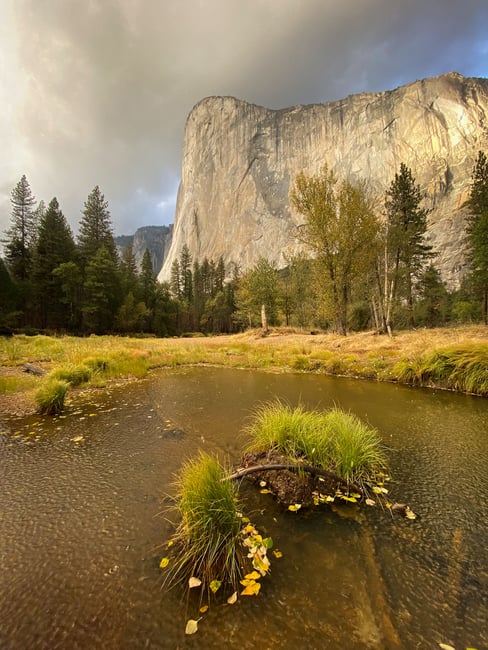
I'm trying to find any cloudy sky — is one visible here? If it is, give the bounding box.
[0,0,487,242]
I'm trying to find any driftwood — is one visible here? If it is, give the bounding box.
[23,363,46,376]
[226,463,363,496]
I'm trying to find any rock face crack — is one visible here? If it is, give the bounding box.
[159,73,488,290]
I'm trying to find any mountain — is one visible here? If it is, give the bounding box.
[158,72,488,289]
[116,225,173,274]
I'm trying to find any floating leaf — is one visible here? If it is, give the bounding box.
[159,557,169,569]
[72,435,84,442]
[166,540,174,548]
[227,591,238,605]
[252,552,270,575]
[189,576,202,588]
[272,550,283,558]
[339,495,357,503]
[199,605,209,613]
[259,480,267,487]
[325,495,335,503]
[263,537,273,549]
[241,580,261,596]
[260,489,272,494]
[288,504,302,512]
[438,644,455,650]
[372,486,389,494]
[244,571,261,580]
[185,619,199,635]
[209,579,221,593]
[241,516,250,524]
[365,498,376,507]
[405,507,417,520]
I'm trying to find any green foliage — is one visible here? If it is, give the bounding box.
[32,197,77,329]
[163,453,244,592]
[77,186,117,264]
[82,246,121,333]
[234,258,280,329]
[465,150,488,323]
[35,378,69,415]
[384,163,433,329]
[291,166,380,335]
[2,175,37,282]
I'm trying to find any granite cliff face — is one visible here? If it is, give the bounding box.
[159,73,488,288]
[116,225,173,274]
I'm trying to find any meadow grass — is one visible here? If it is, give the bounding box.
[163,452,244,593]
[0,326,487,415]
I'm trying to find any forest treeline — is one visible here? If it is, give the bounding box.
[1,154,487,337]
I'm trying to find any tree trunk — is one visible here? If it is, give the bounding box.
[261,303,268,333]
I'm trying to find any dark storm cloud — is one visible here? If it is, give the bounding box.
[1,0,487,237]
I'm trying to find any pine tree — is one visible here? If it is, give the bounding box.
[32,197,77,329]
[3,175,37,282]
[78,186,117,265]
[465,151,488,324]
[140,248,156,307]
[82,246,120,333]
[119,242,139,298]
[384,163,432,330]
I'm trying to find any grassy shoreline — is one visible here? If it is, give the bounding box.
[1,325,488,417]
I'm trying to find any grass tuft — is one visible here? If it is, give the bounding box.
[35,378,69,415]
[245,400,386,485]
[163,453,244,594]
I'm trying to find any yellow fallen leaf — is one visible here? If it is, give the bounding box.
[185,619,199,635]
[159,557,169,569]
[166,540,174,548]
[339,495,357,503]
[199,604,209,613]
[209,579,221,593]
[72,435,84,442]
[405,507,417,520]
[241,580,261,596]
[189,576,202,588]
[273,550,283,558]
[244,571,261,580]
[365,498,376,506]
[260,489,272,494]
[227,591,238,605]
[288,504,302,512]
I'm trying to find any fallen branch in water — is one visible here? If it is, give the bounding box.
[225,463,363,496]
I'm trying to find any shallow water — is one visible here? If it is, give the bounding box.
[1,367,487,649]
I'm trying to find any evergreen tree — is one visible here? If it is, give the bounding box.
[3,175,37,282]
[384,163,432,330]
[78,186,117,265]
[52,261,83,331]
[119,242,139,298]
[140,248,157,307]
[0,258,18,328]
[465,150,488,324]
[32,198,77,329]
[414,264,449,327]
[82,245,120,333]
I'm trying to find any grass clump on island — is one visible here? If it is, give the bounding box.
[245,400,388,488]
[161,452,273,599]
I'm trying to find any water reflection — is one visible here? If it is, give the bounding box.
[1,368,487,649]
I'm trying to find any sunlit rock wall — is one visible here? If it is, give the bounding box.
[159,73,488,288]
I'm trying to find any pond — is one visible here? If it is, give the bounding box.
[1,367,487,649]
